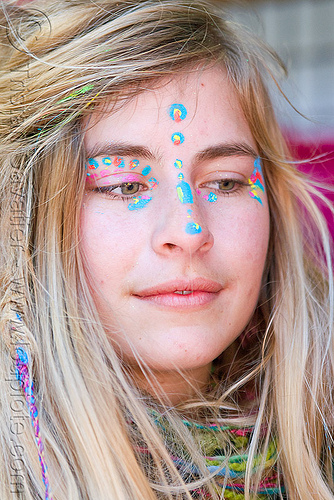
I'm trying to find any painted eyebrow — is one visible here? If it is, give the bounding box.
[194,142,258,164]
[85,142,155,161]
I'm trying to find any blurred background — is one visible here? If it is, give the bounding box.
[219,0,334,232]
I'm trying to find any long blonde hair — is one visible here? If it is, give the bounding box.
[0,0,333,498]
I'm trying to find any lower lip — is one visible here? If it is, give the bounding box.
[135,291,219,309]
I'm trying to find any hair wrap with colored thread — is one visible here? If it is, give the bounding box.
[15,346,53,500]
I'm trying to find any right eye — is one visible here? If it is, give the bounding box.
[92,182,145,199]
[119,182,141,195]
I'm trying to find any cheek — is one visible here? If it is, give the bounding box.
[79,199,144,280]
[211,202,270,278]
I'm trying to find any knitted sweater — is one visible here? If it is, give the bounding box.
[136,410,286,499]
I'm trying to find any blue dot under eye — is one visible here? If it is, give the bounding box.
[208,192,217,202]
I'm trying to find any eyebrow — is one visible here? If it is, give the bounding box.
[194,143,257,164]
[85,141,257,163]
[85,142,155,161]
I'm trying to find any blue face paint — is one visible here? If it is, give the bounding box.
[185,222,202,234]
[177,180,193,204]
[141,166,151,176]
[169,103,187,122]
[130,159,140,170]
[148,177,159,190]
[102,157,112,165]
[171,132,185,145]
[208,192,218,203]
[248,157,265,205]
[128,195,152,211]
[113,156,125,169]
[174,159,183,169]
[87,157,99,169]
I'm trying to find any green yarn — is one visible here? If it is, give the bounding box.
[58,84,94,103]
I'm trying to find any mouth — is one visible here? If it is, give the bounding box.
[133,278,222,309]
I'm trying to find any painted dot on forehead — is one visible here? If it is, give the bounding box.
[171,132,185,146]
[174,159,183,169]
[102,157,112,165]
[169,103,187,122]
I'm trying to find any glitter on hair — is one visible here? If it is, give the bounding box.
[58,83,95,103]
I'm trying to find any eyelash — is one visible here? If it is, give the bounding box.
[200,179,248,196]
[92,182,147,200]
[91,178,247,201]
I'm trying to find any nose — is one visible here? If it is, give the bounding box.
[151,189,214,256]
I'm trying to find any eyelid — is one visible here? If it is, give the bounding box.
[86,172,144,185]
[92,181,148,199]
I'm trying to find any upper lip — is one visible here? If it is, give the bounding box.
[134,278,223,297]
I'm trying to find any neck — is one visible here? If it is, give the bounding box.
[129,363,212,405]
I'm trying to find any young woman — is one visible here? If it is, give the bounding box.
[0,0,333,499]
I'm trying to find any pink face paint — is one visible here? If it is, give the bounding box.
[100,169,112,178]
[169,103,187,122]
[196,189,217,203]
[171,132,185,145]
[248,157,265,205]
[85,158,143,185]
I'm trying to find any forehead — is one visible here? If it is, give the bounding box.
[84,67,256,153]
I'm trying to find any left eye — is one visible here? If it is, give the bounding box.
[120,182,140,195]
[217,179,236,191]
[92,181,145,198]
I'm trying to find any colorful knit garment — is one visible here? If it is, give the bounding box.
[141,410,285,499]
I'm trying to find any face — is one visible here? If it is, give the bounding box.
[80,67,269,399]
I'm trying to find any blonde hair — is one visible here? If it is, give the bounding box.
[0,0,333,498]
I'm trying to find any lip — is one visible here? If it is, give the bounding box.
[133,278,223,309]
